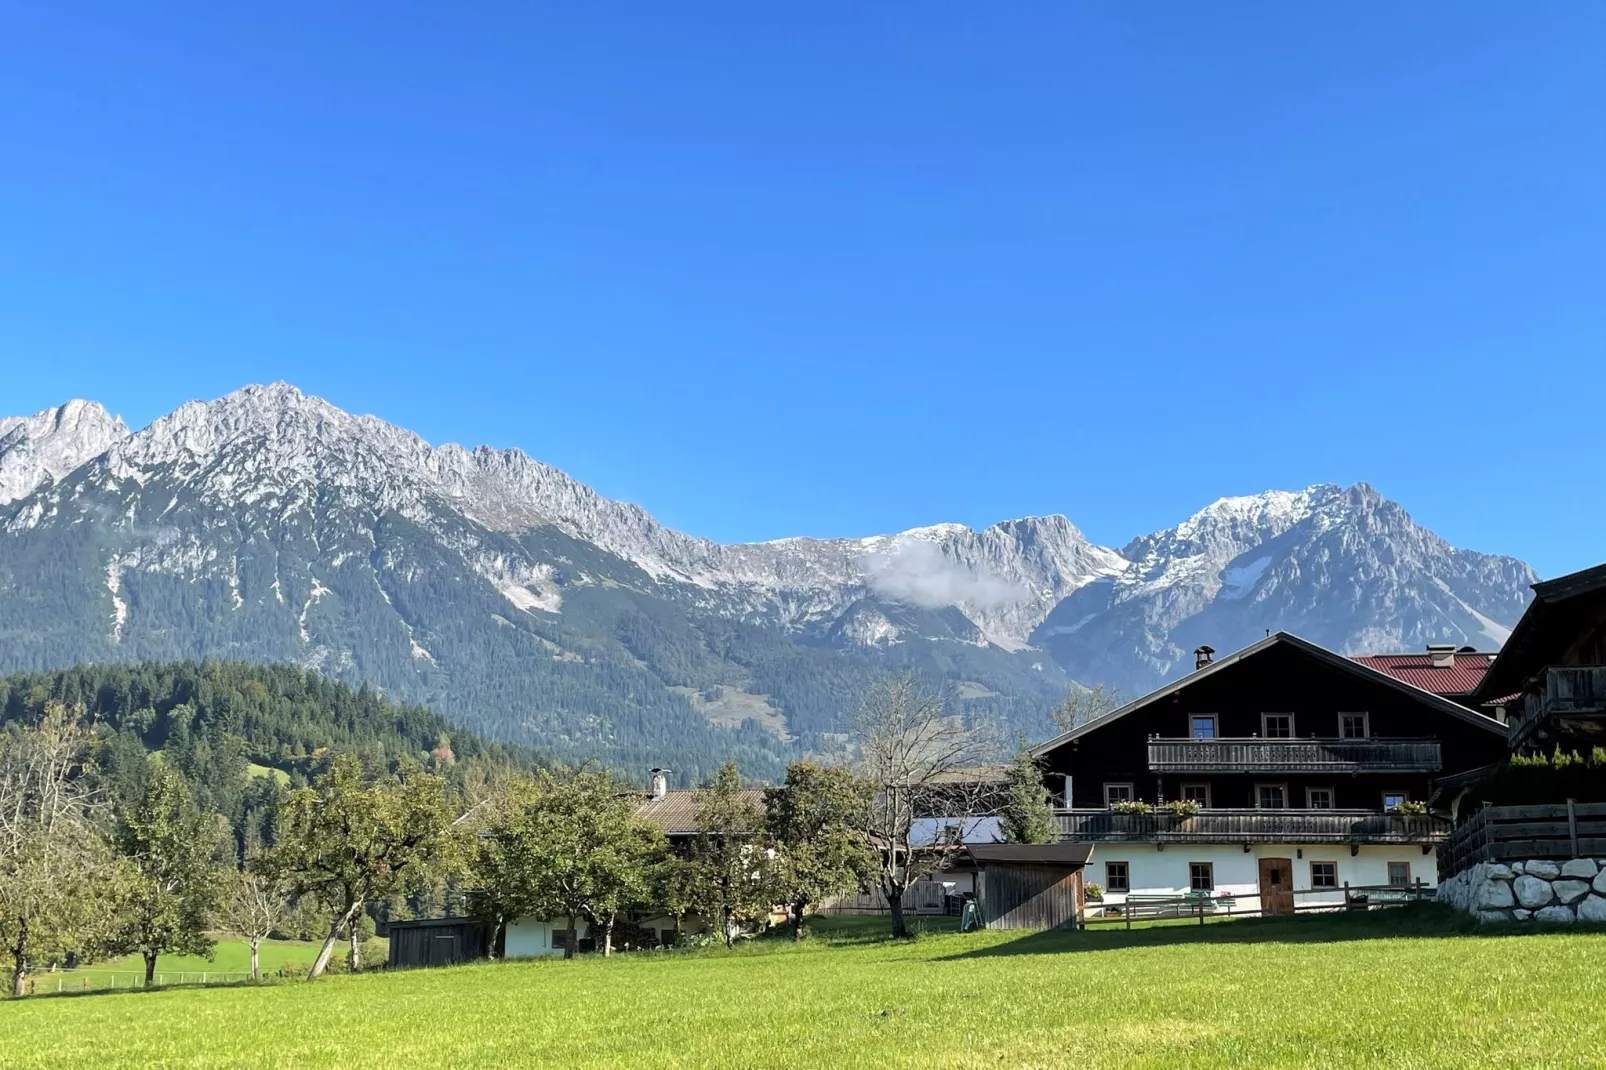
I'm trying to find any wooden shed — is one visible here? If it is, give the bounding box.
[386,917,492,968]
[969,843,1094,931]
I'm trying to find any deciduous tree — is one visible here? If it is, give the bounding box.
[471,768,665,959]
[852,675,996,939]
[0,703,120,996]
[219,864,294,981]
[763,761,874,940]
[112,762,230,985]
[267,754,461,979]
[1051,683,1124,735]
[688,762,774,947]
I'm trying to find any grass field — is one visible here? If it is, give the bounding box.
[25,936,370,993]
[5,908,1605,1068]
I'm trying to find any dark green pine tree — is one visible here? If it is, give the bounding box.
[1000,738,1056,845]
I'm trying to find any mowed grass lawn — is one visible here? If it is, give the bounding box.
[81,936,335,983]
[6,908,1605,1069]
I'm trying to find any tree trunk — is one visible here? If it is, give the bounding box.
[601,915,614,957]
[563,917,577,961]
[791,900,806,941]
[888,890,909,939]
[309,901,362,980]
[10,915,27,998]
[249,938,261,982]
[348,918,361,972]
[488,914,504,961]
[722,906,736,948]
[144,952,157,987]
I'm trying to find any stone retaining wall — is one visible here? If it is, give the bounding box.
[1438,858,1606,923]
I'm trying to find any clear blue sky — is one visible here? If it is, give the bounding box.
[2,5,1602,576]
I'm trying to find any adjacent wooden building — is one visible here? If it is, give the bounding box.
[969,843,1094,931]
[387,917,493,969]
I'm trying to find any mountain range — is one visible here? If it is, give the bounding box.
[0,383,1538,779]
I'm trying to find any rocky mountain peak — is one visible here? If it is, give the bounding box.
[0,399,130,504]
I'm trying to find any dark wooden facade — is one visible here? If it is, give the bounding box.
[387,917,493,969]
[1477,563,1606,752]
[970,843,1092,931]
[1034,633,1508,842]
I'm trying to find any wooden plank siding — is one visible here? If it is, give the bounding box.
[1147,738,1442,774]
[976,863,1083,931]
[1438,803,1606,880]
[387,919,489,968]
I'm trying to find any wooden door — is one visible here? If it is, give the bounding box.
[1259,857,1295,916]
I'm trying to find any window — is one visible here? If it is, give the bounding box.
[1262,713,1294,738]
[1181,783,1212,807]
[1189,714,1218,739]
[1189,862,1214,892]
[1382,791,1409,812]
[1104,783,1134,807]
[1105,861,1130,893]
[1306,787,1335,810]
[1339,712,1370,739]
[1311,862,1337,889]
[1388,861,1412,887]
[1256,783,1288,810]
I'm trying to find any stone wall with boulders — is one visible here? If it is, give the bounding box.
[1438,858,1606,923]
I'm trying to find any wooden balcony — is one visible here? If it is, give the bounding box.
[1536,666,1606,716]
[1146,737,1442,774]
[1053,808,1450,846]
[1509,666,1606,749]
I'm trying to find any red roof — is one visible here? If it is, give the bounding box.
[1349,652,1496,696]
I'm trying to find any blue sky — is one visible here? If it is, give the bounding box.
[2,5,1602,576]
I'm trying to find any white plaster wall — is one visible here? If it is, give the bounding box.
[1090,844,1435,908]
[505,916,588,958]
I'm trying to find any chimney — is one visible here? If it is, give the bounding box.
[1427,644,1456,669]
[1194,645,1215,671]
[649,768,670,801]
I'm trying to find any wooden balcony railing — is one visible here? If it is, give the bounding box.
[1509,666,1606,748]
[1146,737,1442,774]
[1539,666,1606,716]
[1053,808,1449,845]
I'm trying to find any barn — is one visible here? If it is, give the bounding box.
[386,917,494,968]
[969,842,1094,931]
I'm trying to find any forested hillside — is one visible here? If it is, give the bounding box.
[0,386,1533,774]
[0,661,541,848]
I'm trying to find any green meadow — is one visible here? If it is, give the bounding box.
[6,909,1605,1069]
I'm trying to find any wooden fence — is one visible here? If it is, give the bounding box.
[1438,801,1606,881]
[1085,881,1433,929]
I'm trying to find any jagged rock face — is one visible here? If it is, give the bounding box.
[0,400,129,505]
[0,383,1539,764]
[1034,483,1536,693]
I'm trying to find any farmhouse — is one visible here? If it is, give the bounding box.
[498,769,766,960]
[1436,562,1606,923]
[1033,632,1509,913]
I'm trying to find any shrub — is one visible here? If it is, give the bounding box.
[1084,882,1104,900]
